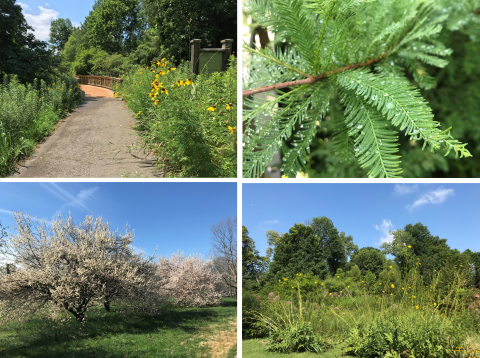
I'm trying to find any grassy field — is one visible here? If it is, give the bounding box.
[0,298,236,358]
[244,266,480,357]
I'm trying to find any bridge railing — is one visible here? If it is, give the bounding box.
[76,75,123,89]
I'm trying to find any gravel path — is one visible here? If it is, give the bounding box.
[11,85,160,178]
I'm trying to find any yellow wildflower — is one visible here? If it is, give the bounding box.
[208,105,217,112]
[185,78,193,86]
[226,103,233,110]
[136,111,142,116]
[228,126,235,135]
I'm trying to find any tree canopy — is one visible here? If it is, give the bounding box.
[49,18,74,53]
[351,247,386,277]
[266,223,328,282]
[0,0,56,82]
[242,226,267,287]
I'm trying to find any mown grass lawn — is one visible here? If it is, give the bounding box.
[0,298,236,358]
[242,339,348,358]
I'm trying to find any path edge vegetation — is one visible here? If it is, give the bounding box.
[115,57,237,178]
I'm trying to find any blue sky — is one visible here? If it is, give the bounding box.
[16,0,96,41]
[243,183,480,257]
[0,182,237,260]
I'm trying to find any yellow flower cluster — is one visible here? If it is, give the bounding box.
[146,58,177,105]
[176,78,194,86]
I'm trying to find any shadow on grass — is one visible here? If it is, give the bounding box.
[0,302,236,358]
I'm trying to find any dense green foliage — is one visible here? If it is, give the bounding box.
[0,75,82,176]
[56,0,237,78]
[351,247,386,276]
[243,218,480,356]
[116,57,237,177]
[0,0,58,83]
[243,226,268,290]
[49,18,74,54]
[243,0,480,178]
[143,0,237,64]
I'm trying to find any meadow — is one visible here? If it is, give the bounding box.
[0,75,82,177]
[115,57,237,178]
[243,264,480,357]
[0,298,237,358]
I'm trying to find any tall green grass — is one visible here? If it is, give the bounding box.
[116,57,237,178]
[0,75,82,176]
[244,266,480,356]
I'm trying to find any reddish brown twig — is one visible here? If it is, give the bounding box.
[243,52,387,97]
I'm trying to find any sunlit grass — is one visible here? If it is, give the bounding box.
[0,298,236,358]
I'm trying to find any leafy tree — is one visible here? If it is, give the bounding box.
[310,216,346,275]
[346,264,361,281]
[265,223,328,282]
[49,18,74,53]
[72,47,110,75]
[0,212,162,323]
[265,229,283,262]
[83,0,145,56]
[463,249,480,287]
[0,0,57,82]
[351,247,386,276]
[62,27,86,64]
[143,0,237,63]
[242,0,475,178]
[341,231,358,261]
[242,226,267,287]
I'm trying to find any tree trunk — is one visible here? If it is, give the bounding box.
[104,301,111,312]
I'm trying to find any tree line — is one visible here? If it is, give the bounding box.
[0,0,236,83]
[243,216,480,293]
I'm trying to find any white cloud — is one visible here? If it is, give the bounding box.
[0,208,13,215]
[42,183,99,215]
[21,5,59,41]
[394,184,419,196]
[374,219,395,245]
[261,219,279,225]
[17,2,30,10]
[72,21,81,28]
[407,186,454,211]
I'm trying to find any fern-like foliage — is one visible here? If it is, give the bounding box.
[243,0,474,178]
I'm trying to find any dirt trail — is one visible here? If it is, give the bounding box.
[11,85,160,178]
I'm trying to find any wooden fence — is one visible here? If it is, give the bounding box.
[76,75,123,89]
[190,39,234,75]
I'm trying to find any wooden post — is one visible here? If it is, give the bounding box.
[221,39,234,71]
[190,39,202,74]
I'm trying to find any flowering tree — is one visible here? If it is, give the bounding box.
[0,212,164,323]
[157,252,223,307]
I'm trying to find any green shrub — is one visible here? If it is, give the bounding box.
[242,293,269,338]
[267,322,330,353]
[345,313,465,358]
